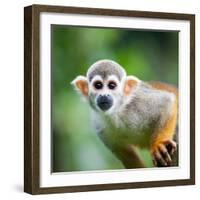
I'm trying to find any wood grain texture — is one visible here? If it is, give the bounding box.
[24,4,195,194]
[189,14,195,185]
[24,5,40,194]
[24,6,33,194]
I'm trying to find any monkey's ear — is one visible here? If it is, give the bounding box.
[124,76,140,96]
[71,76,89,97]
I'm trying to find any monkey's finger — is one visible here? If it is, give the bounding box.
[170,147,176,155]
[153,151,167,167]
[152,158,157,166]
[158,144,172,166]
[165,140,177,155]
[170,141,177,155]
[169,140,177,149]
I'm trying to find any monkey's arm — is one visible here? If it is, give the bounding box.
[112,144,145,168]
[150,98,177,166]
[148,81,178,166]
[98,129,145,169]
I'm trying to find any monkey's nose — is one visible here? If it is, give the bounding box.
[97,95,113,111]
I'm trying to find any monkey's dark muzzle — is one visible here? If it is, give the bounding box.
[97,95,113,111]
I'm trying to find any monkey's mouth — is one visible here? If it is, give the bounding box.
[97,95,113,111]
[98,101,113,111]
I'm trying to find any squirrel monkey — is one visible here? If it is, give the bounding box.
[72,59,178,168]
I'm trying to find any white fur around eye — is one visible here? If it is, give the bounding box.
[107,75,119,89]
[89,75,103,92]
[90,75,103,85]
[107,75,119,84]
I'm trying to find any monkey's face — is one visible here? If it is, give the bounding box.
[71,59,140,115]
[88,75,124,114]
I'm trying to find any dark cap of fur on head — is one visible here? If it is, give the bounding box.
[87,59,126,82]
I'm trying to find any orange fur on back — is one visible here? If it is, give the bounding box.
[149,81,178,98]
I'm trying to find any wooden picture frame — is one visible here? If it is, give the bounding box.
[24,4,195,194]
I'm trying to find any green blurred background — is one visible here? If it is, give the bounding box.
[52,25,178,172]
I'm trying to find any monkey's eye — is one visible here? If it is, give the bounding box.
[93,81,103,90]
[108,81,117,90]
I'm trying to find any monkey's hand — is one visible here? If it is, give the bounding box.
[151,140,177,167]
